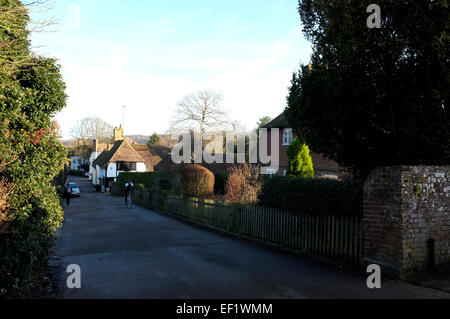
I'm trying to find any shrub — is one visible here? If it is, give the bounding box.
[180,164,215,198]
[225,164,262,204]
[158,178,172,191]
[214,172,228,195]
[287,137,314,178]
[117,172,168,194]
[0,5,67,295]
[258,176,363,216]
[135,183,146,191]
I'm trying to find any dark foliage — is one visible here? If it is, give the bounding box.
[286,1,450,179]
[259,176,363,217]
[214,172,228,195]
[116,172,169,194]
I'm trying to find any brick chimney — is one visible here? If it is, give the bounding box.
[114,125,124,142]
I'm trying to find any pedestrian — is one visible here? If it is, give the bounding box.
[64,183,72,206]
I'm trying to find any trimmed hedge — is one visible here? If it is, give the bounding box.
[116,172,169,195]
[258,176,363,216]
[180,164,215,198]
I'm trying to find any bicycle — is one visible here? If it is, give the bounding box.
[125,192,133,208]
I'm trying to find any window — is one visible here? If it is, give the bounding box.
[117,162,136,172]
[283,128,293,145]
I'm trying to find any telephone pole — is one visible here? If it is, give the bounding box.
[122,105,127,128]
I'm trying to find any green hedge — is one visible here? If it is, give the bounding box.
[116,172,169,195]
[258,176,363,216]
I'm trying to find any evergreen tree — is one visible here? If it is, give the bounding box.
[0,0,67,295]
[147,133,161,146]
[286,1,449,178]
[287,137,314,178]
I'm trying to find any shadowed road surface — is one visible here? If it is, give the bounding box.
[51,177,450,299]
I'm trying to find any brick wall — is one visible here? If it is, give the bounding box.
[363,166,450,277]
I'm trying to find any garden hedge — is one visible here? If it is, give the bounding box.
[258,176,363,216]
[180,164,215,198]
[116,172,169,195]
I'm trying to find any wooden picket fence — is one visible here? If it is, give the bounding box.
[133,191,363,264]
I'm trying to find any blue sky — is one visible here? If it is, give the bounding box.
[30,0,312,139]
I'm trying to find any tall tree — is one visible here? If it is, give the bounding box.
[170,89,228,136]
[70,116,114,144]
[0,0,67,295]
[285,0,449,179]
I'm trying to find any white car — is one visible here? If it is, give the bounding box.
[69,183,81,198]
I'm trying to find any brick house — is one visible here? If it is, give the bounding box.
[261,113,347,179]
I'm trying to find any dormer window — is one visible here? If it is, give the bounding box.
[283,128,293,145]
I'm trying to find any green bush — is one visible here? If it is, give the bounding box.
[258,176,362,216]
[0,1,68,295]
[214,172,228,195]
[116,172,169,195]
[287,137,314,178]
[158,178,172,191]
[180,164,215,198]
[135,183,146,191]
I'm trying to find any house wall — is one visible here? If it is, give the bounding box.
[93,165,103,185]
[71,156,88,171]
[88,152,99,181]
[265,128,342,178]
[137,162,147,172]
[107,163,117,179]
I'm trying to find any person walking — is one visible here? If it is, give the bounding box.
[64,183,72,207]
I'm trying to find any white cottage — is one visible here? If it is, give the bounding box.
[91,126,149,190]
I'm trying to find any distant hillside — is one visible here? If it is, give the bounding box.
[126,134,175,147]
[125,135,150,144]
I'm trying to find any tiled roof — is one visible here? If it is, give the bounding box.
[92,149,111,168]
[131,145,162,171]
[310,152,342,172]
[261,113,290,129]
[92,140,145,168]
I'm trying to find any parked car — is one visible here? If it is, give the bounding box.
[70,183,81,198]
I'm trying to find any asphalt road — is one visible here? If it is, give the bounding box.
[50,176,450,299]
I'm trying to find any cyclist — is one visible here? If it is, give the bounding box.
[124,180,134,206]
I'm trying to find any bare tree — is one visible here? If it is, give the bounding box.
[169,89,228,136]
[70,117,114,144]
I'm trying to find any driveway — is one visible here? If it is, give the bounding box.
[50,176,450,299]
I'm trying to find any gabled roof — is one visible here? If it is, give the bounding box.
[92,149,111,168]
[131,144,162,171]
[92,140,145,168]
[261,112,290,129]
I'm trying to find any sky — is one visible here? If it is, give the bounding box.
[29,0,313,140]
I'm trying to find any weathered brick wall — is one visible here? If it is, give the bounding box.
[363,166,449,277]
